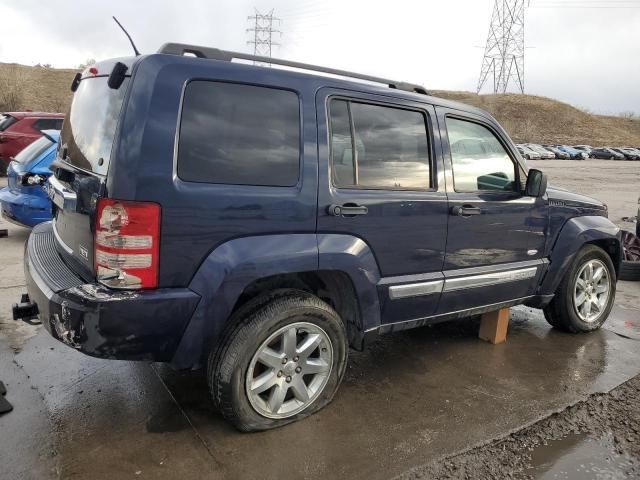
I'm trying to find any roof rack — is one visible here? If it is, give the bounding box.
[158,43,429,96]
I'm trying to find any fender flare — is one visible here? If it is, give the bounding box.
[170,233,381,369]
[539,216,622,296]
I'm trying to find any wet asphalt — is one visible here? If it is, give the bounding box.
[1,161,640,479]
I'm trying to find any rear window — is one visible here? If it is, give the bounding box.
[177,81,300,187]
[0,114,17,131]
[61,76,129,175]
[14,135,54,164]
[32,118,64,132]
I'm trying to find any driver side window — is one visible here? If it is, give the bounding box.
[446,117,517,193]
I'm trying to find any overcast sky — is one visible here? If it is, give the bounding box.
[1,0,639,115]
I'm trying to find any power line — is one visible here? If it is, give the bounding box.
[247,9,281,65]
[477,0,527,94]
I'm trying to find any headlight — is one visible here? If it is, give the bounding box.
[20,173,47,186]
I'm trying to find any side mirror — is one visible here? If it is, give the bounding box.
[525,169,548,197]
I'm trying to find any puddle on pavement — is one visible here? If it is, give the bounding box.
[527,432,634,479]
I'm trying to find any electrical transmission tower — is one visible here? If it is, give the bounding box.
[247,9,281,65]
[477,0,527,94]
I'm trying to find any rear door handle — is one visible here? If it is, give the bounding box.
[328,204,368,217]
[451,205,481,217]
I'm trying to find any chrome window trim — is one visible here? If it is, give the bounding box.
[388,280,444,300]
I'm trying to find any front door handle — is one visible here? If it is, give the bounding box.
[328,204,368,217]
[451,205,481,217]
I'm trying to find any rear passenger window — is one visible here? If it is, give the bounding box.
[446,117,517,193]
[178,82,300,186]
[329,99,431,190]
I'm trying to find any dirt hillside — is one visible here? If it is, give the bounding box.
[1,62,638,146]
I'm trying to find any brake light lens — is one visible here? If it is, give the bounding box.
[95,199,160,289]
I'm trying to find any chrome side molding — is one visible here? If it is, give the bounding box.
[443,266,538,292]
[388,280,444,300]
[386,262,542,300]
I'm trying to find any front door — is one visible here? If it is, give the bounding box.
[436,109,548,313]
[316,89,448,323]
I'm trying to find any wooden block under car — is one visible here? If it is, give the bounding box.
[479,308,510,344]
[0,229,7,238]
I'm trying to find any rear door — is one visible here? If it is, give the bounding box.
[436,108,548,313]
[49,72,130,280]
[317,89,448,324]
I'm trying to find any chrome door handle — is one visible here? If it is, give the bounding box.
[328,204,368,217]
[451,205,481,217]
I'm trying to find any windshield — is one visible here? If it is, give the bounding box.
[61,76,129,175]
[14,135,54,164]
[0,114,17,131]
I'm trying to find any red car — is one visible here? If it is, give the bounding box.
[0,112,64,175]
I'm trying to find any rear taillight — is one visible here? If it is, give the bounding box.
[95,199,160,290]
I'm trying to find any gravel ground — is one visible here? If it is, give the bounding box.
[400,375,640,479]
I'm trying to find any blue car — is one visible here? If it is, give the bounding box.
[0,130,59,227]
[557,145,588,160]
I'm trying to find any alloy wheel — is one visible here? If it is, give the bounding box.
[573,259,611,323]
[246,322,333,419]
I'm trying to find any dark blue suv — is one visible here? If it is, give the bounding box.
[15,44,622,431]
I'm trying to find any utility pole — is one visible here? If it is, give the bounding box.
[247,9,281,65]
[477,0,527,94]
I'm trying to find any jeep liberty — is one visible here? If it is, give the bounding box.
[14,44,622,431]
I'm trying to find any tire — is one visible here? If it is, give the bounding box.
[620,260,640,281]
[208,289,348,432]
[0,162,7,177]
[544,245,616,333]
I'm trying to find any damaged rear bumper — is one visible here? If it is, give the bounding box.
[23,222,200,361]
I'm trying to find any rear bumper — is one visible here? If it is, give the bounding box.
[0,187,51,227]
[23,222,200,361]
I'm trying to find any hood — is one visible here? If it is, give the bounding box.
[547,185,607,212]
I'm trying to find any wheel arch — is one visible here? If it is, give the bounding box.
[170,233,381,369]
[539,215,622,296]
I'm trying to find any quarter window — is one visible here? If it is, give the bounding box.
[178,81,300,187]
[329,99,431,190]
[446,117,517,193]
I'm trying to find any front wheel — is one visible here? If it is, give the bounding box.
[544,245,616,333]
[209,289,348,432]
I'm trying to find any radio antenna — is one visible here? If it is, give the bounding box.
[112,16,141,56]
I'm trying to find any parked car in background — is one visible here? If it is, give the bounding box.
[516,144,541,160]
[0,112,64,176]
[0,130,59,227]
[557,145,589,160]
[541,145,570,160]
[590,147,625,160]
[573,145,593,157]
[14,45,623,432]
[525,143,555,159]
[612,147,640,161]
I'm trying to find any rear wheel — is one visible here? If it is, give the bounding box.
[209,289,348,431]
[544,245,616,333]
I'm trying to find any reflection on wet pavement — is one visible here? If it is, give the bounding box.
[528,432,634,479]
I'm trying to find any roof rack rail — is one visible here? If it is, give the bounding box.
[158,42,429,96]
